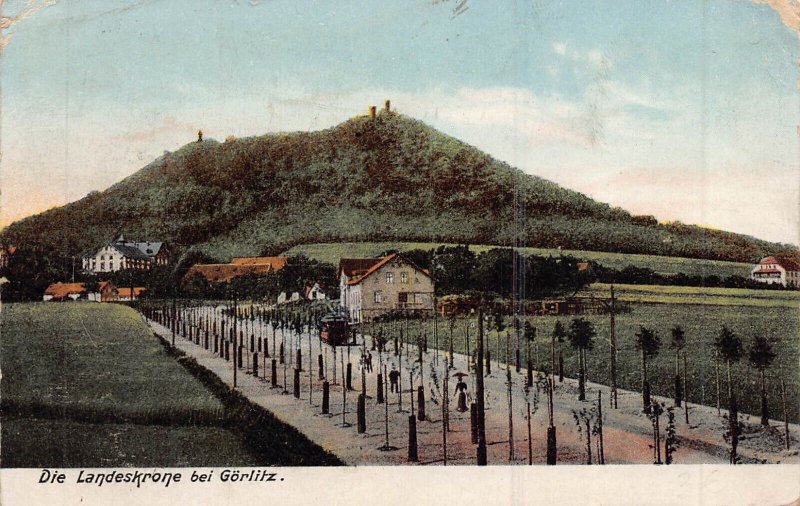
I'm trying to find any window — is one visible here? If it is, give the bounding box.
[400,272,408,284]
[100,263,105,270]
[398,292,408,304]
[100,255,105,260]
[373,291,382,303]
[386,272,394,284]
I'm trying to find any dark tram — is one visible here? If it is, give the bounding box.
[318,313,350,346]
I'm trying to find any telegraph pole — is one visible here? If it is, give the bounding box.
[609,285,618,409]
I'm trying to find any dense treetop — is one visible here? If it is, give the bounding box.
[1,111,792,264]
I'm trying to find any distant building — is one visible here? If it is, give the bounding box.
[82,235,169,274]
[117,287,147,301]
[339,253,435,322]
[750,256,800,287]
[304,282,326,301]
[230,256,288,270]
[43,281,116,302]
[183,256,287,284]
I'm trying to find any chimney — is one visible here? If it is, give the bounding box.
[369,105,376,120]
[384,99,391,112]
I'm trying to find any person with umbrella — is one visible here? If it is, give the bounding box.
[454,372,469,412]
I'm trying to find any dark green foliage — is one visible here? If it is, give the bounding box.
[568,318,596,351]
[716,326,744,365]
[748,336,776,371]
[671,326,686,352]
[594,264,792,291]
[1,112,793,293]
[636,327,661,359]
[1,246,71,302]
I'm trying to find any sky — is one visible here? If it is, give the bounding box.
[1,0,798,245]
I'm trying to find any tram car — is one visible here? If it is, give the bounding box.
[318,313,349,346]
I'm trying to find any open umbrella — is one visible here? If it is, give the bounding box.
[453,372,468,378]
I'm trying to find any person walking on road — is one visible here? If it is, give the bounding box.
[389,365,400,393]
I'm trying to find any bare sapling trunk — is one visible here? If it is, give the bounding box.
[715,351,721,415]
[674,349,682,407]
[683,351,689,425]
[760,368,769,426]
[578,348,586,401]
[643,348,654,413]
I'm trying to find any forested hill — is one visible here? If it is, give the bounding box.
[1,109,792,264]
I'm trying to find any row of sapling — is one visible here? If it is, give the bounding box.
[163,301,789,465]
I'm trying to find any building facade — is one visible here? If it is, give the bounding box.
[750,256,800,287]
[339,253,435,322]
[82,235,169,274]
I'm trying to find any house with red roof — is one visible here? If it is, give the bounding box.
[750,256,800,288]
[183,256,287,284]
[43,281,117,302]
[338,253,434,322]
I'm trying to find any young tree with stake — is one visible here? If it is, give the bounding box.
[748,335,776,427]
[635,326,661,412]
[715,325,743,464]
[568,318,596,402]
[553,321,566,383]
[670,326,685,407]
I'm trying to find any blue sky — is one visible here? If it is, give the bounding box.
[2,0,798,245]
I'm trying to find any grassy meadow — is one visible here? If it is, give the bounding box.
[0,302,338,467]
[583,283,800,308]
[285,241,752,278]
[367,298,799,424]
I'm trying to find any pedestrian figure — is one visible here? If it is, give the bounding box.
[454,373,469,412]
[367,351,373,373]
[389,365,400,393]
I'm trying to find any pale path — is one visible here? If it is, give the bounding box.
[145,313,798,466]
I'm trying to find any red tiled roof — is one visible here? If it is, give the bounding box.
[230,256,287,270]
[758,256,800,271]
[184,263,273,283]
[44,282,88,297]
[117,287,147,298]
[339,258,381,278]
[341,253,433,286]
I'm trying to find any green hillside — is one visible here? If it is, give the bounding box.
[284,241,753,278]
[1,109,792,264]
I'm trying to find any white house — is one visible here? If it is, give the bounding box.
[82,235,169,274]
[751,256,800,288]
[339,253,435,323]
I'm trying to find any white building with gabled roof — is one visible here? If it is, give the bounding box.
[82,235,169,274]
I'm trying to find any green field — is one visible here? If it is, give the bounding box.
[285,241,752,278]
[0,303,337,467]
[367,301,799,423]
[583,283,800,308]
